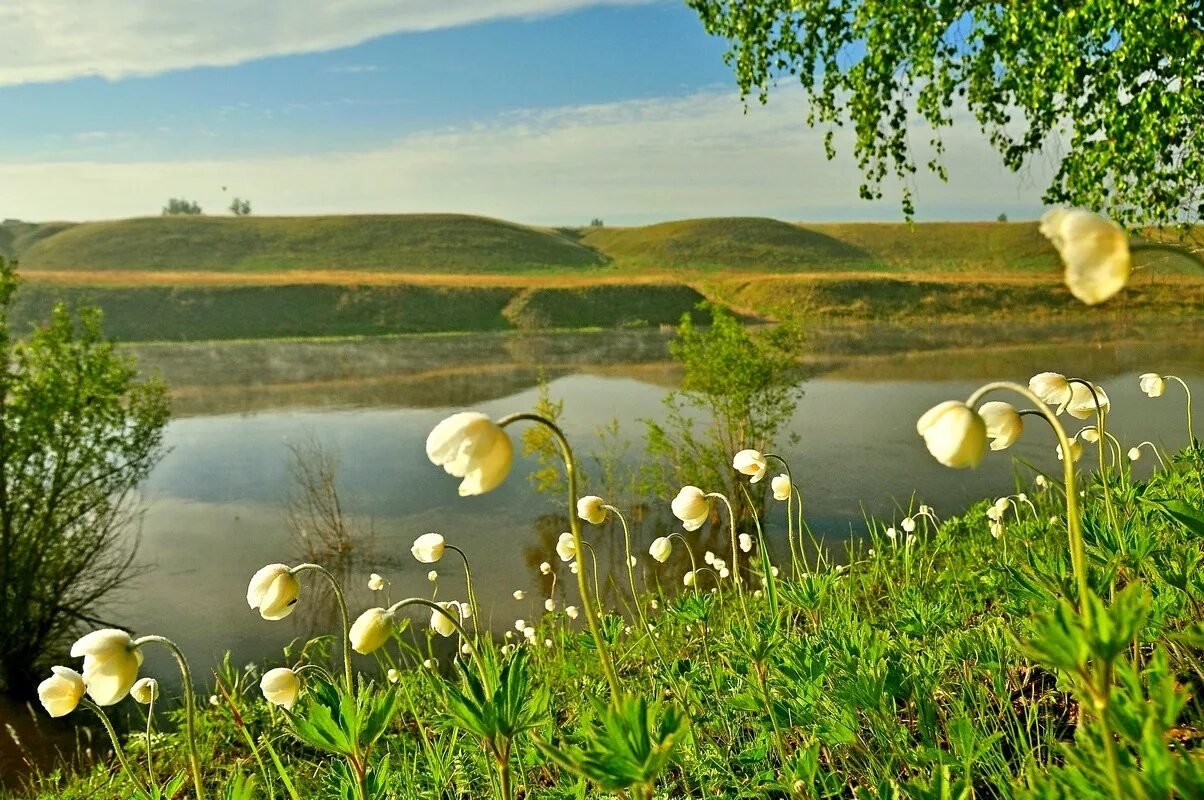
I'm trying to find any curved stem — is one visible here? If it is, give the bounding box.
[707,491,750,627]
[1133,441,1168,469]
[498,413,621,700]
[290,564,354,693]
[131,636,204,800]
[81,698,153,797]
[444,544,481,636]
[763,454,801,578]
[578,541,605,612]
[1068,379,1118,537]
[387,597,489,678]
[667,532,699,585]
[604,505,649,636]
[739,483,779,618]
[144,696,156,787]
[1165,375,1196,445]
[968,382,1091,622]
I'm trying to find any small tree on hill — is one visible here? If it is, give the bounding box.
[0,259,169,692]
[162,198,203,216]
[229,197,252,216]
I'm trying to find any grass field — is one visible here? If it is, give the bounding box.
[3,214,1202,340]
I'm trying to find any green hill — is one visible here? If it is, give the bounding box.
[11,214,607,273]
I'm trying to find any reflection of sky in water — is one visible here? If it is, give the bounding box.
[114,338,1202,684]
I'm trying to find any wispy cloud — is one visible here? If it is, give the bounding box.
[0,88,1051,224]
[0,0,662,86]
[326,64,383,75]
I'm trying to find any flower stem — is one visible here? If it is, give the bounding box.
[387,597,489,677]
[445,544,481,637]
[764,454,801,578]
[1068,379,1118,537]
[132,636,204,800]
[1165,375,1196,445]
[290,564,355,693]
[498,413,622,700]
[739,483,779,617]
[707,491,751,628]
[604,505,649,637]
[667,532,699,587]
[968,382,1091,623]
[81,698,152,797]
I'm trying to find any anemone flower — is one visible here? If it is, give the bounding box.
[425,412,513,496]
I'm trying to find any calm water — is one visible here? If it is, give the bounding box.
[5,320,1203,780]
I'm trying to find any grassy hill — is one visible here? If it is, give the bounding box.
[10,214,607,273]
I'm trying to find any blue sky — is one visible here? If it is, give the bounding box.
[0,0,1049,223]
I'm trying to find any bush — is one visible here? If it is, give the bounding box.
[0,259,169,691]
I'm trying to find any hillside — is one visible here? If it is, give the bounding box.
[10,214,607,273]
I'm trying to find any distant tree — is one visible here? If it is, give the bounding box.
[997,213,1009,223]
[589,218,605,227]
[229,197,252,216]
[689,1,1204,228]
[0,259,169,691]
[162,198,203,216]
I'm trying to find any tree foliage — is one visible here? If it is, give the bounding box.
[687,0,1204,227]
[162,197,203,216]
[0,259,169,691]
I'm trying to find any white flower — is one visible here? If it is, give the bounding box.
[501,644,514,655]
[703,550,715,565]
[71,629,144,706]
[901,517,916,533]
[649,537,672,563]
[885,527,897,540]
[247,564,301,621]
[1079,426,1100,444]
[544,639,553,648]
[771,474,791,501]
[131,678,159,705]
[367,573,385,591]
[738,533,753,553]
[209,695,219,706]
[523,626,536,640]
[1057,438,1084,463]
[423,659,437,670]
[461,643,473,655]
[1029,372,1073,413]
[544,598,556,612]
[569,560,579,574]
[260,667,300,710]
[770,566,779,577]
[671,486,709,531]
[629,556,637,568]
[576,496,608,525]
[512,590,525,600]
[565,606,579,619]
[514,619,526,631]
[387,669,400,684]
[1139,373,1166,398]
[978,401,1024,451]
[1034,474,1048,489]
[1039,207,1131,306]
[916,401,987,468]
[718,567,730,579]
[732,450,767,483]
[411,533,445,564]
[349,607,395,655]
[1128,446,1142,462]
[987,497,1011,522]
[1066,382,1110,420]
[989,520,1004,539]
[427,570,438,582]
[430,601,466,638]
[539,561,552,575]
[555,531,576,562]
[37,667,85,718]
[426,412,513,496]
[683,571,696,587]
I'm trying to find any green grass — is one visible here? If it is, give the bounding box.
[10,215,608,273]
[11,442,1204,799]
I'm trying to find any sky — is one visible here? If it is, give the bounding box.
[0,1,1052,224]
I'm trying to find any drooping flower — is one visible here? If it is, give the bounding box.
[1079,426,1100,444]
[539,561,552,575]
[1128,446,1142,462]
[349,607,395,655]
[978,401,1024,451]
[771,474,791,501]
[1039,207,1131,306]
[71,629,144,706]
[430,601,467,638]
[916,401,987,468]
[901,517,916,533]
[1029,372,1073,413]
[1066,382,1110,420]
[37,667,86,718]
[732,450,767,483]
[1057,437,1084,463]
[738,533,753,553]
[427,570,438,582]
[544,598,556,612]
[410,533,445,564]
[131,677,159,705]
[1139,373,1166,398]
[555,531,576,562]
[576,496,608,525]
[565,606,579,619]
[386,669,400,684]
[671,486,709,531]
[703,550,715,565]
[648,537,672,563]
[367,573,385,591]
[260,667,300,710]
[512,590,524,600]
[683,571,696,587]
[425,412,514,496]
[247,564,301,621]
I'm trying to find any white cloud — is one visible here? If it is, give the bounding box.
[0,88,1051,224]
[0,0,662,86]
